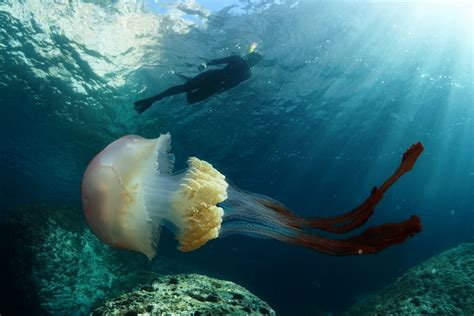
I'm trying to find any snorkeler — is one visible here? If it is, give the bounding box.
[134,44,263,114]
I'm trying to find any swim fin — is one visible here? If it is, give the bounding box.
[134,96,158,114]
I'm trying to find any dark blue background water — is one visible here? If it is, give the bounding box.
[0,1,472,314]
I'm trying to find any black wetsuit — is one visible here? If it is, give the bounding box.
[183,55,252,104]
[134,55,253,113]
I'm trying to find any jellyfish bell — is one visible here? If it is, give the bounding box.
[81,134,228,259]
[81,134,424,260]
[81,135,168,259]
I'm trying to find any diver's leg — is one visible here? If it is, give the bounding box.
[134,84,189,114]
[186,69,223,87]
[135,70,224,113]
[186,86,220,104]
[154,84,189,100]
[184,71,225,104]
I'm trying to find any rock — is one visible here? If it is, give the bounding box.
[91,274,276,316]
[345,243,474,315]
[1,204,156,314]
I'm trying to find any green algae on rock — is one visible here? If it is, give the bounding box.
[91,274,276,316]
[345,243,474,315]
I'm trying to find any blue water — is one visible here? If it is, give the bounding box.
[0,0,472,315]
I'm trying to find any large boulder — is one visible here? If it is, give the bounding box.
[92,274,276,316]
[1,204,156,315]
[345,243,474,315]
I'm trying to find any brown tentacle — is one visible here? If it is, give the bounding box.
[254,143,424,255]
[286,215,421,256]
[260,142,424,233]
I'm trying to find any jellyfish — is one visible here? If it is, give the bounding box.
[81,134,423,260]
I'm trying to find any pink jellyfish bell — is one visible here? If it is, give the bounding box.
[81,134,228,259]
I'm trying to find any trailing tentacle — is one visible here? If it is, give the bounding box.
[220,143,424,256]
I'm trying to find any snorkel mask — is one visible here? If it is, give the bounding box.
[245,43,262,67]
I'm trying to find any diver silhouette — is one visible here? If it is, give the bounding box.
[134,50,263,114]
